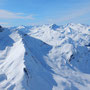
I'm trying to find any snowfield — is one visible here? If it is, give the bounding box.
[0,23,90,90]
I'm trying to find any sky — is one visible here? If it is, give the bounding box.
[0,0,90,26]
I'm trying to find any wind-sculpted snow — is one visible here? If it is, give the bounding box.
[0,23,90,90]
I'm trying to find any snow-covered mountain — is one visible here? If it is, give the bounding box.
[0,23,90,90]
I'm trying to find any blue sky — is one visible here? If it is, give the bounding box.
[0,0,90,26]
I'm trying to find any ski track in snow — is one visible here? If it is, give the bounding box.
[0,23,90,90]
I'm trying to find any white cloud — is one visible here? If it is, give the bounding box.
[0,9,34,20]
[47,6,90,24]
[0,22,8,25]
[0,22,10,27]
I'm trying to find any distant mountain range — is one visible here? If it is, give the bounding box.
[0,23,90,90]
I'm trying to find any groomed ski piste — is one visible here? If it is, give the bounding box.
[0,23,90,90]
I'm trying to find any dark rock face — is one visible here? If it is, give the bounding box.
[0,25,2,29]
[0,25,3,32]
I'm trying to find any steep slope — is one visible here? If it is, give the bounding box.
[0,27,57,90]
[0,23,90,90]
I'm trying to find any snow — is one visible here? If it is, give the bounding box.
[0,23,90,90]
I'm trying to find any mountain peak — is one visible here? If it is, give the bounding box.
[50,24,60,30]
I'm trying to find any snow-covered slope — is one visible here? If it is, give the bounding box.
[0,23,90,90]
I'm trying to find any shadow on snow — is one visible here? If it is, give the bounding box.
[0,29,14,50]
[18,31,57,90]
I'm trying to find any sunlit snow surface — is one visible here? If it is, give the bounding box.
[0,23,90,90]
